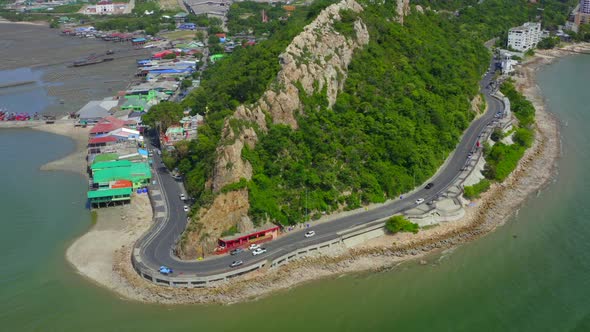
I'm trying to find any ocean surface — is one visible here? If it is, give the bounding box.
[1,55,589,331]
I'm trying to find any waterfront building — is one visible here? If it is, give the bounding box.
[91,162,151,189]
[77,99,118,124]
[87,187,132,208]
[507,22,541,52]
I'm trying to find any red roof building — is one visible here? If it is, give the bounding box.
[90,116,134,136]
[89,136,118,145]
[215,225,280,254]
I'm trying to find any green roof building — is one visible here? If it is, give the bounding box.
[93,153,119,164]
[91,160,133,173]
[92,162,152,189]
[87,188,132,208]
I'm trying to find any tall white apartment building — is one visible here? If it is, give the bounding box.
[507,22,542,52]
[582,0,590,14]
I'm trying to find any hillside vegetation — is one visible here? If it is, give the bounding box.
[162,0,573,229]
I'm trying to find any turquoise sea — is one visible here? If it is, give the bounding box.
[1,55,589,331]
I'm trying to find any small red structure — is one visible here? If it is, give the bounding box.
[216,225,280,254]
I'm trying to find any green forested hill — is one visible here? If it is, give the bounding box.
[162,0,573,226]
[244,4,490,224]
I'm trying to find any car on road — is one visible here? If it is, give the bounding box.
[249,243,261,251]
[425,182,434,189]
[415,198,425,205]
[252,248,267,256]
[159,266,173,275]
[183,205,189,212]
[230,248,244,255]
[230,260,243,268]
[180,194,186,201]
[305,230,316,238]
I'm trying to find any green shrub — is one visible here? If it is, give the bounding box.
[463,179,491,199]
[221,224,239,237]
[385,215,419,234]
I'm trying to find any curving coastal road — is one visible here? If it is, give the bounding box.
[138,63,503,277]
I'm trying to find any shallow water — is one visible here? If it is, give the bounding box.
[0,67,54,114]
[1,56,589,331]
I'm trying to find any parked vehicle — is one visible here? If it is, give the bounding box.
[415,198,425,205]
[183,205,189,212]
[180,194,186,201]
[304,231,316,238]
[252,248,267,256]
[249,243,261,251]
[425,182,434,189]
[230,260,243,268]
[230,248,244,255]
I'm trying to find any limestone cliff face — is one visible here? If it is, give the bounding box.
[214,0,369,192]
[180,0,370,258]
[396,0,411,24]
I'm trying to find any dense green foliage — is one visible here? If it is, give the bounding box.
[537,36,560,49]
[483,81,535,182]
[483,141,526,181]
[244,5,489,224]
[385,215,419,234]
[155,0,573,227]
[170,1,337,209]
[570,24,590,42]
[415,0,576,33]
[463,179,491,199]
[501,81,535,127]
[37,4,83,13]
[141,102,184,130]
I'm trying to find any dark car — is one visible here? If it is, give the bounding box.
[230,248,244,255]
[230,260,243,268]
[425,182,434,189]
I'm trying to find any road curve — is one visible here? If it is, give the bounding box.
[138,64,503,277]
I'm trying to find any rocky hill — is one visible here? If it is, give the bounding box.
[179,0,370,258]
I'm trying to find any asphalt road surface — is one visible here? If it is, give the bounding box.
[139,64,503,276]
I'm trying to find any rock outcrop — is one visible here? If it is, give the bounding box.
[179,0,370,258]
[396,0,411,24]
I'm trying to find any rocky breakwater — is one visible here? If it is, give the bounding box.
[178,0,370,259]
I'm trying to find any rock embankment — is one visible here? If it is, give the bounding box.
[179,0,369,258]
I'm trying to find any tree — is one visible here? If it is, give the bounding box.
[163,53,177,60]
[181,79,192,89]
[537,37,559,49]
[385,215,419,234]
[141,102,184,130]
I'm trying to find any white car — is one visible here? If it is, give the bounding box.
[249,243,261,251]
[180,194,186,201]
[252,248,267,256]
[304,231,315,238]
[415,198,425,205]
[183,205,189,212]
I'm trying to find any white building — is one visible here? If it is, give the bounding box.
[96,1,114,14]
[507,22,542,52]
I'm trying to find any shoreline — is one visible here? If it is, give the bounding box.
[52,43,579,304]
